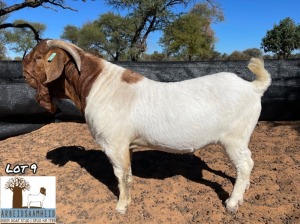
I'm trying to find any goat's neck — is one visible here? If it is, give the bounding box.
[63,54,104,114]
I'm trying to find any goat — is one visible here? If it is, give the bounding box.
[27,187,46,208]
[23,39,271,214]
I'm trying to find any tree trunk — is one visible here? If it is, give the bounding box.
[12,186,23,208]
[130,16,157,61]
[114,52,119,61]
[0,23,42,42]
[131,53,139,61]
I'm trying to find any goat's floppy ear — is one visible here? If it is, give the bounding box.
[44,50,66,84]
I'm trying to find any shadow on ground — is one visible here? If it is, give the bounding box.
[46,146,235,203]
[264,121,300,136]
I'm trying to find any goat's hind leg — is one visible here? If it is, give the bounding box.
[126,149,133,205]
[222,139,254,213]
[105,146,132,214]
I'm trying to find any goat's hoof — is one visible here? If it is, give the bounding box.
[116,204,127,215]
[117,209,126,215]
[225,199,239,214]
[226,204,238,214]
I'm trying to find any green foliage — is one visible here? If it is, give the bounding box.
[0,1,8,24]
[149,51,167,61]
[0,1,7,59]
[227,48,262,60]
[227,51,248,60]
[4,19,46,58]
[106,0,191,60]
[243,48,262,58]
[61,13,133,60]
[94,13,134,60]
[61,23,102,56]
[77,22,103,56]
[0,42,6,59]
[189,2,224,23]
[60,25,80,44]
[160,3,223,61]
[261,17,300,59]
[61,1,223,61]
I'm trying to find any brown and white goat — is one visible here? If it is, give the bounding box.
[27,187,46,208]
[23,39,271,214]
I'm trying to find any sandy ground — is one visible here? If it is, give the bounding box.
[0,121,299,223]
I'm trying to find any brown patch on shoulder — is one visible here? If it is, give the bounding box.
[121,69,144,84]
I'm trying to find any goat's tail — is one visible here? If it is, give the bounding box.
[248,57,271,94]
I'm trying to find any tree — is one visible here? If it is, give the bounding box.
[227,51,247,60]
[4,20,46,58]
[0,1,8,59]
[75,22,103,57]
[209,50,222,60]
[0,0,85,41]
[61,13,133,61]
[5,177,30,208]
[261,17,300,59]
[0,1,8,24]
[160,2,223,61]
[106,0,193,61]
[243,48,262,58]
[0,31,6,59]
[94,13,133,61]
[60,25,80,44]
[226,48,262,61]
[63,0,221,61]
[149,51,167,61]
[0,42,6,59]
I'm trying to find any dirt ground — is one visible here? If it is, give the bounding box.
[0,121,299,223]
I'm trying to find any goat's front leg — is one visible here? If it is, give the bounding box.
[105,146,132,214]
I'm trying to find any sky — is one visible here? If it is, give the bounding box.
[4,0,300,58]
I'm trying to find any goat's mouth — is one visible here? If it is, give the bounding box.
[23,71,38,89]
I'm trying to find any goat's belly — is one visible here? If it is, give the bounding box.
[130,138,197,153]
[133,125,221,152]
[132,138,217,154]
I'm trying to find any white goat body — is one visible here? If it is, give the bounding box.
[22,40,271,214]
[27,188,46,208]
[86,63,263,152]
[85,58,270,214]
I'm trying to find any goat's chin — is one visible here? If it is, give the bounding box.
[47,103,57,114]
[48,106,57,114]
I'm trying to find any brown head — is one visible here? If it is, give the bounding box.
[40,187,46,196]
[23,39,102,114]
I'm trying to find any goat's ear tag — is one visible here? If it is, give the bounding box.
[47,53,57,62]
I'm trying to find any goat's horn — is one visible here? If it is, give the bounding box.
[47,40,81,72]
